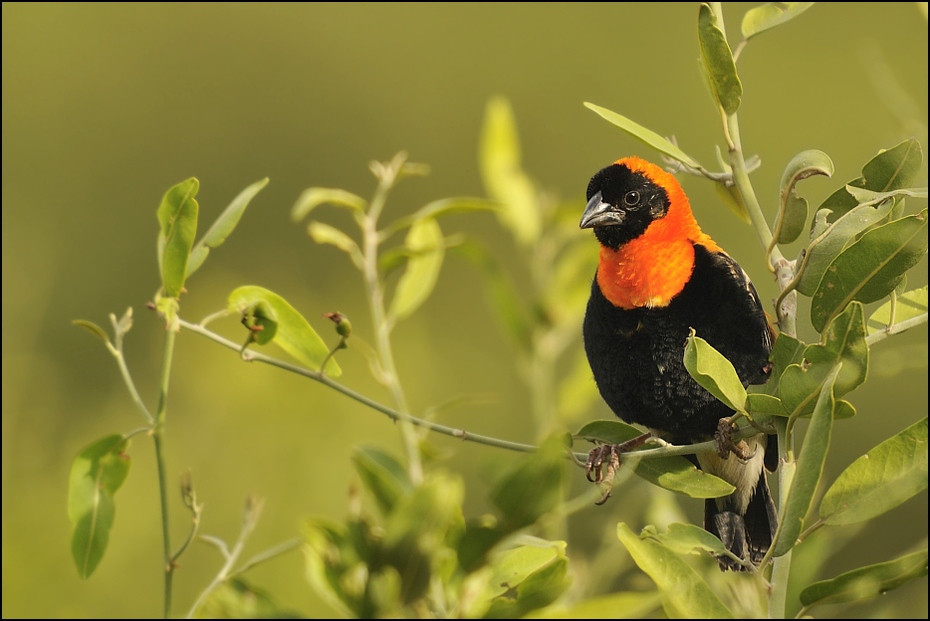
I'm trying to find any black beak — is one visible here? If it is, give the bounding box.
[580,191,623,229]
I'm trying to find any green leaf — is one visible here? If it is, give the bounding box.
[351,446,412,518]
[575,421,735,499]
[387,197,497,236]
[646,523,729,557]
[741,3,815,40]
[868,285,929,334]
[820,418,928,525]
[774,150,834,244]
[157,178,199,297]
[818,138,923,222]
[683,330,748,414]
[68,434,131,579]
[771,365,839,557]
[193,577,301,618]
[490,434,567,532]
[698,3,742,116]
[799,549,928,608]
[810,209,928,332]
[303,518,371,618]
[796,197,896,297]
[781,303,868,418]
[616,523,734,618]
[291,187,367,222]
[187,178,268,276]
[532,590,662,619]
[747,393,786,418]
[480,96,540,246]
[484,544,571,618]
[714,180,751,225]
[763,333,806,396]
[227,285,341,376]
[583,103,701,169]
[388,218,444,321]
[72,320,111,346]
[308,221,363,269]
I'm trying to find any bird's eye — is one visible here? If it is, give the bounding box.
[623,191,641,207]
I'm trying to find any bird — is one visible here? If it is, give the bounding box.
[580,156,777,571]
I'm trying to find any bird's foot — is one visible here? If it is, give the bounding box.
[585,432,653,505]
[715,418,755,463]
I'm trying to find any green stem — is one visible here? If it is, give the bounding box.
[767,416,793,619]
[153,326,178,619]
[866,311,928,347]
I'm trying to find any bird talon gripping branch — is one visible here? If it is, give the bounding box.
[580,157,777,571]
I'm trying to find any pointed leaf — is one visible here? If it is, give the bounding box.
[617,523,734,618]
[388,218,444,321]
[187,178,268,276]
[800,549,928,607]
[781,303,867,417]
[480,96,540,245]
[774,150,834,244]
[485,545,570,618]
[810,209,928,332]
[72,320,111,346]
[820,418,928,525]
[308,221,363,269]
[228,286,341,376]
[741,3,815,40]
[698,3,742,115]
[157,178,199,297]
[797,198,896,296]
[68,434,131,578]
[868,286,929,334]
[291,187,367,222]
[351,446,412,518]
[575,421,735,498]
[584,103,701,169]
[646,522,729,557]
[387,197,497,236]
[714,180,752,224]
[683,330,748,414]
[490,434,567,531]
[771,365,839,557]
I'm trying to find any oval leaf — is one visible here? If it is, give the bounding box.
[68,434,131,579]
[810,209,928,332]
[291,187,367,222]
[157,178,199,297]
[480,97,540,245]
[741,3,815,40]
[227,285,341,376]
[771,365,839,557]
[698,3,742,115]
[617,523,734,618]
[187,177,268,276]
[72,319,111,346]
[820,417,928,526]
[774,150,834,244]
[308,221,363,269]
[388,218,444,322]
[800,549,928,608]
[868,286,929,334]
[683,330,748,414]
[584,103,701,169]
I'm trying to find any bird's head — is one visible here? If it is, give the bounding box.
[580,157,689,250]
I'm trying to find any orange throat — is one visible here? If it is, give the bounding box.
[596,198,721,310]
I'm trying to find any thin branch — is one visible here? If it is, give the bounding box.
[865,312,928,347]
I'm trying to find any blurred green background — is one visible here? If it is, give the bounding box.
[3,3,927,618]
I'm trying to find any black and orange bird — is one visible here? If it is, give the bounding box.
[580,156,777,571]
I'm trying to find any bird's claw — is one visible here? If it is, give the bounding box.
[585,444,622,505]
[715,418,755,462]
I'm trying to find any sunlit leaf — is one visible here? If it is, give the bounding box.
[820,418,928,525]
[187,178,268,276]
[480,96,540,245]
[308,221,363,269]
[584,103,701,169]
[698,3,742,115]
[485,544,570,618]
[771,365,839,557]
[646,522,729,557]
[532,590,662,619]
[388,218,444,321]
[800,549,928,607]
[68,434,131,579]
[291,187,367,222]
[683,330,748,414]
[810,209,928,332]
[227,285,341,376]
[72,320,111,346]
[868,286,928,334]
[774,150,834,244]
[617,523,734,618]
[741,3,815,39]
[157,177,199,297]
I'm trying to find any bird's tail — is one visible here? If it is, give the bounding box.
[705,469,777,571]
